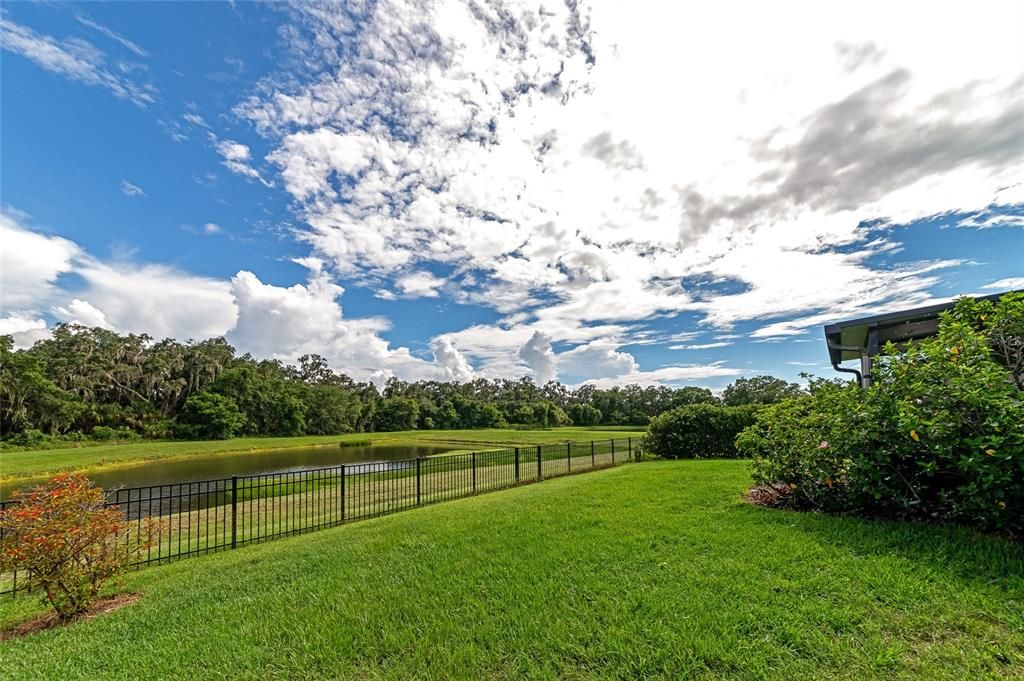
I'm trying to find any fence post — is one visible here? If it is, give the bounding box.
[416,457,422,505]
[591,440,595,467]
[339,464,346,523]
[537,445,543,480]
[628,437,633,461]
[567,442,571,473]
[611,438,615,464]
[230,475,238,549]
[472,452,477,493]
[514,447,520,482]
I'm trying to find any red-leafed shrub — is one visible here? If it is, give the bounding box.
[0,473,157,618]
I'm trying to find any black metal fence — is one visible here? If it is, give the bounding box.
[0,437,637,595]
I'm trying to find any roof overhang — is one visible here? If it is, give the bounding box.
[823,290,1018,367]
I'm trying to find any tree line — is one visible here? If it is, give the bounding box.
[1,325,802,444]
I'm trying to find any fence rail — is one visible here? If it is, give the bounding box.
[0,437,636,595]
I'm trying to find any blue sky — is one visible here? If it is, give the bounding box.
[2,1,1022,390]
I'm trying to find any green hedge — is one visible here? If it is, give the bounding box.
[641,404,759,458]
[738,293,1024,535]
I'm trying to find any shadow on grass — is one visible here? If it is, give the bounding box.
[735,499,1024,590]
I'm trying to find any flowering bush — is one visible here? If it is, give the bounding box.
[739,295,1024,535]
[0,473,156,618]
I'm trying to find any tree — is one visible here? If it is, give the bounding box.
[373,398,420,432]
[209,366,305,436]
[0,336,83,435]
[721,375,803,406]
[302,384,363,434]
[176,392,246,440]
[568,403,602,426]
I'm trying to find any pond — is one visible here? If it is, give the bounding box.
[0,442,461,499]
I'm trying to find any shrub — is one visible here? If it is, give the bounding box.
[739,297,1024,534]
[642,404,760,458]
[176,392,246,440]
[7,429,46,448]
[90,425,118,441]
[0,474,157,618]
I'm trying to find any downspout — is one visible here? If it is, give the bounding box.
[826,338,869,388]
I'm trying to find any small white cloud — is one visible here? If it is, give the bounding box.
[183,112,210,128]
[958,213,1024,229]
[394,271,446,298]
[75,15,148,58]
[668,341,733,350]
[215,138,272,186]
[119,179,145,197]
[982,277,1024,291]
[203,222,221,235]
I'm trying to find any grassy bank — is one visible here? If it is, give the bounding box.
[2,461,1021,679]
[0,427,642,482]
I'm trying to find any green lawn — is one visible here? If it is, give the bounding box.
[0,427,642,481]
[2,460,1021,680]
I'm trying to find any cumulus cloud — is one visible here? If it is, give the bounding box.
[395,271,446,298]
[0,315,51,348]
[0,213,459,382]
[430,337,475,382]
[229,269,448,382]
[518,331,557,384]
[52,299,112,329]
[226,0,1022,382]
[0,212,80,310]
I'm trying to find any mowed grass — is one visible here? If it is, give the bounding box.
[0,427,642,481]
[2,461,1022,680]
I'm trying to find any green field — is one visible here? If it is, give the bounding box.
[1,460,1020,680]
[0,427,642,482]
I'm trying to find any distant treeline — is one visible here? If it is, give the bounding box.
[1,325,802,444]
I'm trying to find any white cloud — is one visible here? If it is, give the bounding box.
[231,0,1022,386]
[983,277,1024,291]
[518,331,557,384]
[1,214,461,382]
[578,363,742,389]
[394,271,446,298]
[430,337,475,382]
[958,208,1024,229]
[72,260,238,339]
[557,339,637,379]
[0,212,80,310]
[0,315,51,348]
[203,223,221,235]
[214,138,272,186]
[669,342,733,350]
[0,16,156,107]
[119,179,145,197]
[75,15,148,58]
[228,269,444,382]
[52,299,112,328]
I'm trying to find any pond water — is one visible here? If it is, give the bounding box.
[0,442,460,499]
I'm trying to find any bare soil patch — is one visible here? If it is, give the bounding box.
[0,592,140,640]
